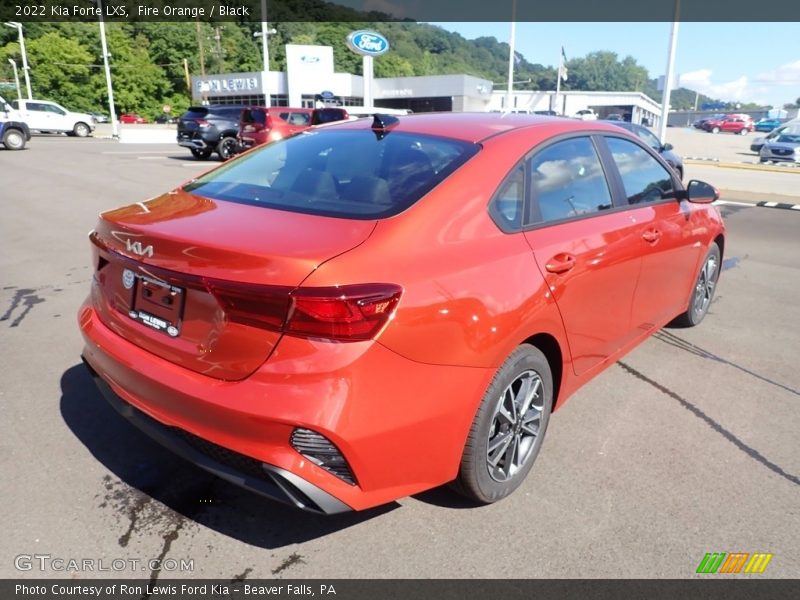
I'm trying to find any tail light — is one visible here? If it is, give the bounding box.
[195,119,209,128]
[208,281,402,342]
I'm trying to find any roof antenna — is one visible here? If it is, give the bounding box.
[372,113,399,131]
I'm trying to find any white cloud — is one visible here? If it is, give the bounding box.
[755,60,800,86]
[678,66,799,107]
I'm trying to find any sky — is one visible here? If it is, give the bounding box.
[429,22,800,108]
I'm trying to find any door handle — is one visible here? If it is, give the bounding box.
[545,253,576,274]
[642,229,662,243]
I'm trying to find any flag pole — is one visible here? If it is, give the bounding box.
[505,0,517,112]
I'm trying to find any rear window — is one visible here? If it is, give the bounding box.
[241,108,266,125]
[183,129,479,219]
[182,108,209,119]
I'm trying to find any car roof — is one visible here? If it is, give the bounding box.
[324,112,630,144]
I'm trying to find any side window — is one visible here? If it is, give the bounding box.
[488,164,525,231]
[46,104,66,115]
[605,137,675,205]
[529,137,613,224]
[27,103,46,112]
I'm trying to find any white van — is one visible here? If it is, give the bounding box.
[10,99,95,137]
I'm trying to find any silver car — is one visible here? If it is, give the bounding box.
[759,129,800,164]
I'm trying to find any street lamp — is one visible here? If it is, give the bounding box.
[4,22,32,99]
[7,58,21,101]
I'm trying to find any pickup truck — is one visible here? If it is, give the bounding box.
[0,95,31,150]
[10,98,95,137]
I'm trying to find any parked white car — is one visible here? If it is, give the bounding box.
[10,99,95,137]
[574,109,598,121]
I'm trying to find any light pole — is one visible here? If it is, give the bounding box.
[4,22,32,99]
[95,0,119,138]
[7,58,21,101]
[255,0,277,107]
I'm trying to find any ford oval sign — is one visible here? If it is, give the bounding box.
[346,30,390,57]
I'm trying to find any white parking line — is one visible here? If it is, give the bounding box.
[102,150,176,154]
[136,156,168,160]
[714,200,755,207]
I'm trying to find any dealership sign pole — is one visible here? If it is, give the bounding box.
[346,31,390,109]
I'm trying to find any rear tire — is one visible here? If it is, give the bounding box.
[674,242,720,327]
[190,147,213,160]
[2,128,26,150]
[217,137,237,161]
[739,128,749,136]
[453,344,553,504]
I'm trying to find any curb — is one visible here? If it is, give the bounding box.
[685,159,800,174]
[756,201,800,211]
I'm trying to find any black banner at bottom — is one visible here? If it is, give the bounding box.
[2,579,799,600]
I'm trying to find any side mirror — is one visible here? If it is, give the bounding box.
[662,142,674,152]
[686,180,719,204]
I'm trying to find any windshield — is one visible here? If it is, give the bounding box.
[183,129,480,219]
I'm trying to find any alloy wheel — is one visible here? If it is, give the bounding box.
[693,253,718,317]
[487,370,544,482]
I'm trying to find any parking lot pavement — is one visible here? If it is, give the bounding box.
[1,138,798,579]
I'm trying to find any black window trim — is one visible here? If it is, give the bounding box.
[486,129,686,235]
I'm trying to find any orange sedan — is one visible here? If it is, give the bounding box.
[79,113,725,513]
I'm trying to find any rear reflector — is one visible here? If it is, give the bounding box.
[290,428,356,485]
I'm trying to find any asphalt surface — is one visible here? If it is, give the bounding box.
[1,137,799,580]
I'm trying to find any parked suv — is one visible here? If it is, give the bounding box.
[10,99,95,137]
[177,105,245,160]
[702,114,754,135]
[237,106,349,152]
[0,95,31,150]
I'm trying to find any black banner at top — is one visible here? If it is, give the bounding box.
[1,0,799,22]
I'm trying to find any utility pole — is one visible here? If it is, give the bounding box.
[260,0,272,107]
[658,0,680,143]
[96,0,118,138]
[3,22,31,99]
[7,58,21,101]
[183,58,190,90]
[195,20,207,104]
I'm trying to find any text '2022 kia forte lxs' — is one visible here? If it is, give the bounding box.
[79,113,725,514]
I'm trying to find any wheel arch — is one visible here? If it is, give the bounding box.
[714,233,725,260]
[520,332,564,413]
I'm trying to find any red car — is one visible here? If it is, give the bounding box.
[237,106,349,151]
[119,113,147,124]
[702,113,754,135]
[79,114,725,513]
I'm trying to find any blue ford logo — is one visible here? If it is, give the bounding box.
[346,31,390,57]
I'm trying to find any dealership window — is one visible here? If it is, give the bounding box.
[528,137,613,224]
[605,137,674,205]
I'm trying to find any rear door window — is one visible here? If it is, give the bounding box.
[183,129,479,219]
[528,137,613,224]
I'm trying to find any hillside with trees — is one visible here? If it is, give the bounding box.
[0,17,765,119]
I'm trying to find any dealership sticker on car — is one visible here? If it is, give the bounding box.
[125,272,184,337]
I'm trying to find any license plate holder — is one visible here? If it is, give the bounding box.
[128,274,185,337]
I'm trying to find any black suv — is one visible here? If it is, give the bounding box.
[177,105,245,160]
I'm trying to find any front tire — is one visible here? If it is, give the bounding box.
[453,344,553,504]
[73,122,91,137]
[217,137,237,161]
[674,242,720,327]
[711,127,720,134]
[2,128,26,150]
[739,128,749,136]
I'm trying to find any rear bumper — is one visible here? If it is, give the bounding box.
[79,301,491,511]
[83,357,351,514]
[177,137,209,150]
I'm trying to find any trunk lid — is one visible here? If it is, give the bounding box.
[89,190,376,380]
